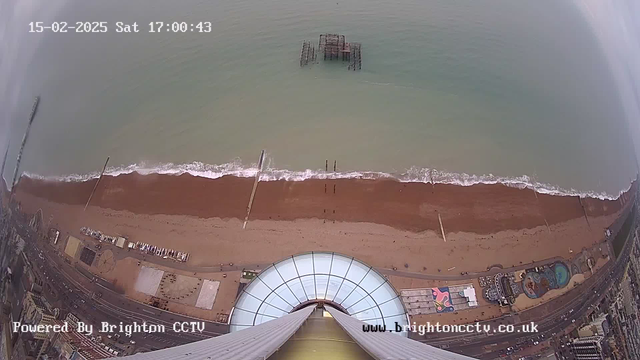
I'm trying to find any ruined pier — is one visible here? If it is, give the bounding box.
[300,33,362,70]
[300,41,316,67]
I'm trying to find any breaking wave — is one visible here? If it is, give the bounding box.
[21,159,629,201]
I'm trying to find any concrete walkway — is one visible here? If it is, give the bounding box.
[99,239,568,282]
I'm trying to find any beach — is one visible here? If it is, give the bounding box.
[15,173,632,233]
[12,174,635,273]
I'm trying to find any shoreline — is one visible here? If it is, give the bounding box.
[20,161,632,201]
[13,173,636,234]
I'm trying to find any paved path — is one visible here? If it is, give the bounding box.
[377,256,567,281]
[92,236,568,282]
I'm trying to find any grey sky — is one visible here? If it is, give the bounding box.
[0,0,68,148]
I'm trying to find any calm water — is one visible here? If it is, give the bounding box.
[1,0,637,197]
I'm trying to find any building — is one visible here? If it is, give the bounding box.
[21,292,55,339]
[570,336,605,360]
[28,209,47,241]
[114,252,473,360]
[401,284,478,316]
[20,291,55,358]
[49,328,113,359]
[462,285,478,307]
[483,272,518,306]
[578,313,609,337]
[28,209,43,233]
[65,313,80,330]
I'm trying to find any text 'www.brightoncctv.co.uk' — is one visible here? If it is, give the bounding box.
[363,322,539,336]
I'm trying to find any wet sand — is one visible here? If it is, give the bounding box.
[14,173,635,234]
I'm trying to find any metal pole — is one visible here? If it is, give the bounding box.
[0,141,9,187]
[11,96,40,193]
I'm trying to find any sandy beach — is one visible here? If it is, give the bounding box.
[13,174,636,273]
[15,173,634,234]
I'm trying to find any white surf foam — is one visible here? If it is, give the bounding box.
[21,160,631,201]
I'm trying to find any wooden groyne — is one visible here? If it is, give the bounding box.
[84,156,110,211]
[243,150,266,229]
[11,96,40,192]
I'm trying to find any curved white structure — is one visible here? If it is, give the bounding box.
[229,252,410,336]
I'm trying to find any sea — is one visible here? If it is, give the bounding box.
[0,0,637,199]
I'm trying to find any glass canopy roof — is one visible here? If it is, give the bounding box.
[229,252,409,336]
